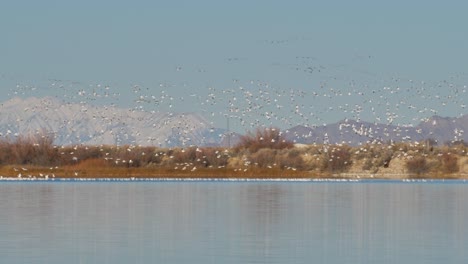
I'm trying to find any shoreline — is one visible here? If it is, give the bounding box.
[1,176,468,183]
[1,165,467,181]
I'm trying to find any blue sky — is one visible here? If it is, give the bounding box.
[1,0,467,131]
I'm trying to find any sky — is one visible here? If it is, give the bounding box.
[1,0,467,132]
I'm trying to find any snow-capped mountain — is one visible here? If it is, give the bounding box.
[1,97,466,147]
[0,97,228,147]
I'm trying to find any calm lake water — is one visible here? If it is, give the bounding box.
[0,180,467,263]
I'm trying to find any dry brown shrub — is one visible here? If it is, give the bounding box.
[276,149,305,170]
[405,156,430,175]
[134,147,161,166]
[361,158,374,171]
[320,146,352,173]
[4,133,58,166]
[162,147,230,168]
[441,153,459,174]
[11,136,36,164]
[0,141,14,165]
[379,150,393,168]
[250,148,277,168]
[56,145,103,166]
[199,148,230,168]
[101,145,159,168]
[235,127,293,153]
[392,142,409,153]
[172,147,198,164]
[363,149,393,172]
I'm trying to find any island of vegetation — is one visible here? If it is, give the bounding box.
[0,128,467,180]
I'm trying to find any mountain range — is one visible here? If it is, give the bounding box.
[284,115,468,145]
[0,97,228,147]
[0,97,466,147]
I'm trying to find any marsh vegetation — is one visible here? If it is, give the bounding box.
[0,128,467,179]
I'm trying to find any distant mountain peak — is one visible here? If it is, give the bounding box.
[0,97,227,147]
[285,114,468,145]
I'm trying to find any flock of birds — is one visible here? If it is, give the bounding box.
[2,53,467,146]
[0,45,467,181]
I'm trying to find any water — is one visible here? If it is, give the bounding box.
[1,181,467,263]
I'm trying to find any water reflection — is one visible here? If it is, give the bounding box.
[0,182,467,263]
